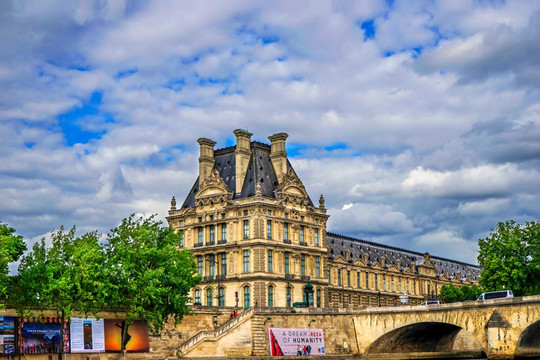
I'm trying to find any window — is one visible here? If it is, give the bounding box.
[197,256,203,276]
[179,220,184,226]
[284,252,290,274]
[243,220,249,239]
[244,286,250,308]
[268,286,274,307]
[365,271,369,289]
[209,225,215,244]
[243,250,250,272]
[328,265,331,282]
[314,228,319,246]
[337,269,342,286]
[268,250,273,272]
[209,215,214,221]
[221,253,227,275]
[267,220,272,239]
[374,273,378,290]
[347,270,351,287]
[267,210,271,216]
[243,210,248,216]
[392,276,395,292]
[316,289,321,308]
[218,287,225,307]
[283,223,289,241]
[286,286,292,307]
[399,278,402,293]
[300,225,304,243]
[300,254,306,276]
[357,271,360,288]
[195,289,200,304]
[221,224,227,241]
[198,227,203,245]
[315,256,320,277]
[383,275,386,291]
[407,279,410,294]
[206,288,213,306]
[209,255,215,276]
[179,230,184,247]
[414,279,417,294]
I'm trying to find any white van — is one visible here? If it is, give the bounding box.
[476,290,513,301]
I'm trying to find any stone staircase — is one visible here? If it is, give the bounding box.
[177,308,254,356]
[251,314,267,356]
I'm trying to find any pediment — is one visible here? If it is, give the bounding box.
[278,168,309,200]
[195,169,231,200]
[333,256,347,264]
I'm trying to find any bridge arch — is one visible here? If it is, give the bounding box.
[515,319,540,358]
[366,321,486,356]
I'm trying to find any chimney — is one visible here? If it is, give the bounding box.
[197,137,216,184]
[233,129,253,194]
[268,132,288,183]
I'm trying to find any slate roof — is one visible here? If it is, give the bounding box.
[326,232,481,282]
[182,141,314,208]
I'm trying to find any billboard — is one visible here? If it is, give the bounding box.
[268,328,325,356]
[70,318,105,353]
[18,317,69,354]
[103,320,149,352]
[0,316,17,355]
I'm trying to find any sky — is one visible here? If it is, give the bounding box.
[1,0,539,266]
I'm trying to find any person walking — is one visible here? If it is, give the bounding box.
[297,345,302,356]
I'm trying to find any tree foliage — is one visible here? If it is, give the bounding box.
[103,215,200,350]
[0,222,26,305]
[478,220,540,296]
[13,227,105,360]
[439,284,483,303]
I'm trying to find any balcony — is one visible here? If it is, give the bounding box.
[194,243,203,248]
[206,241,215,246]
[215,274,227,281]
[299,241,307,246]
[203,275,215,282]
[283,239,292,244]
[285,274,295,280]
[301,275,311,281]
[218,240,227,244]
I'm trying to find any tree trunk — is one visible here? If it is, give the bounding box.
[120,320,130,352]
[58,312,64,360]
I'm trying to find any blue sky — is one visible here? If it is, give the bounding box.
[1,0,540,264]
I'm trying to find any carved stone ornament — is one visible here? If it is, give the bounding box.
[195,169,232,207]
[276,168,310,207]
[255,182,262,196]
[170,196,177,210]
[319,194,325,209]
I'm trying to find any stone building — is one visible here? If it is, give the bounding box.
[166,129,481,309]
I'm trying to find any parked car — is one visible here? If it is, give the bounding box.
[476,290,513,301]
[420,301,443,306]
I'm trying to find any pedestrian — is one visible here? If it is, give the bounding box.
[234,310,238,317]
[297,345,302,356]
[230,312,234,320]
[307,345,311,355]
[303,346,307,355]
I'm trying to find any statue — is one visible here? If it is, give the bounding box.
[170,196,177,210]
[319,194,325,209]
[255,182,262,196]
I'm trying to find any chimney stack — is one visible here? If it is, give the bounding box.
[233,129,253,194]
[268,132,288,183]
[197,137,216,184]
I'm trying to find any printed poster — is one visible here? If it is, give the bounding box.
[18,317,70,354]
[103,320,149,352]
[0,316,16,355]
[70,318,105,353]
[268,328,325,356]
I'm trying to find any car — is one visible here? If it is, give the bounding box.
[420,301,443,306]
[476,290,513,301]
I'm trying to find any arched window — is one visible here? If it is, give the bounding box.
[206,288,213,306]
[218,287,225,307]
[195,289,201,304]
[244,286,251,309]
[268,286,274,307]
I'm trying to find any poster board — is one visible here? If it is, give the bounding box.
[70,318,105,353]
[103,320,149,352]
[18,317,69,354]
[268,328,325,356]
[0,316,16,355]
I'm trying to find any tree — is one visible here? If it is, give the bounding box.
[0,222,26,307]
[103,215,200,351]
[13,227,105,360]
[478,220,540,296]
[439,284,483,303]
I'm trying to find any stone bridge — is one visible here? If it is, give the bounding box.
[177,295,540,359]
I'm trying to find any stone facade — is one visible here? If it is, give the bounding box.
[166,130,481,310]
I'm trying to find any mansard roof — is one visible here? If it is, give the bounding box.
[181,141,314,208]
[326,232,481,282]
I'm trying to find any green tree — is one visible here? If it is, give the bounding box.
[439,284,461,303]
[103,215,200,351]
[0,222,26,307]
[13,227,105,360]
[478,220,540,296]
